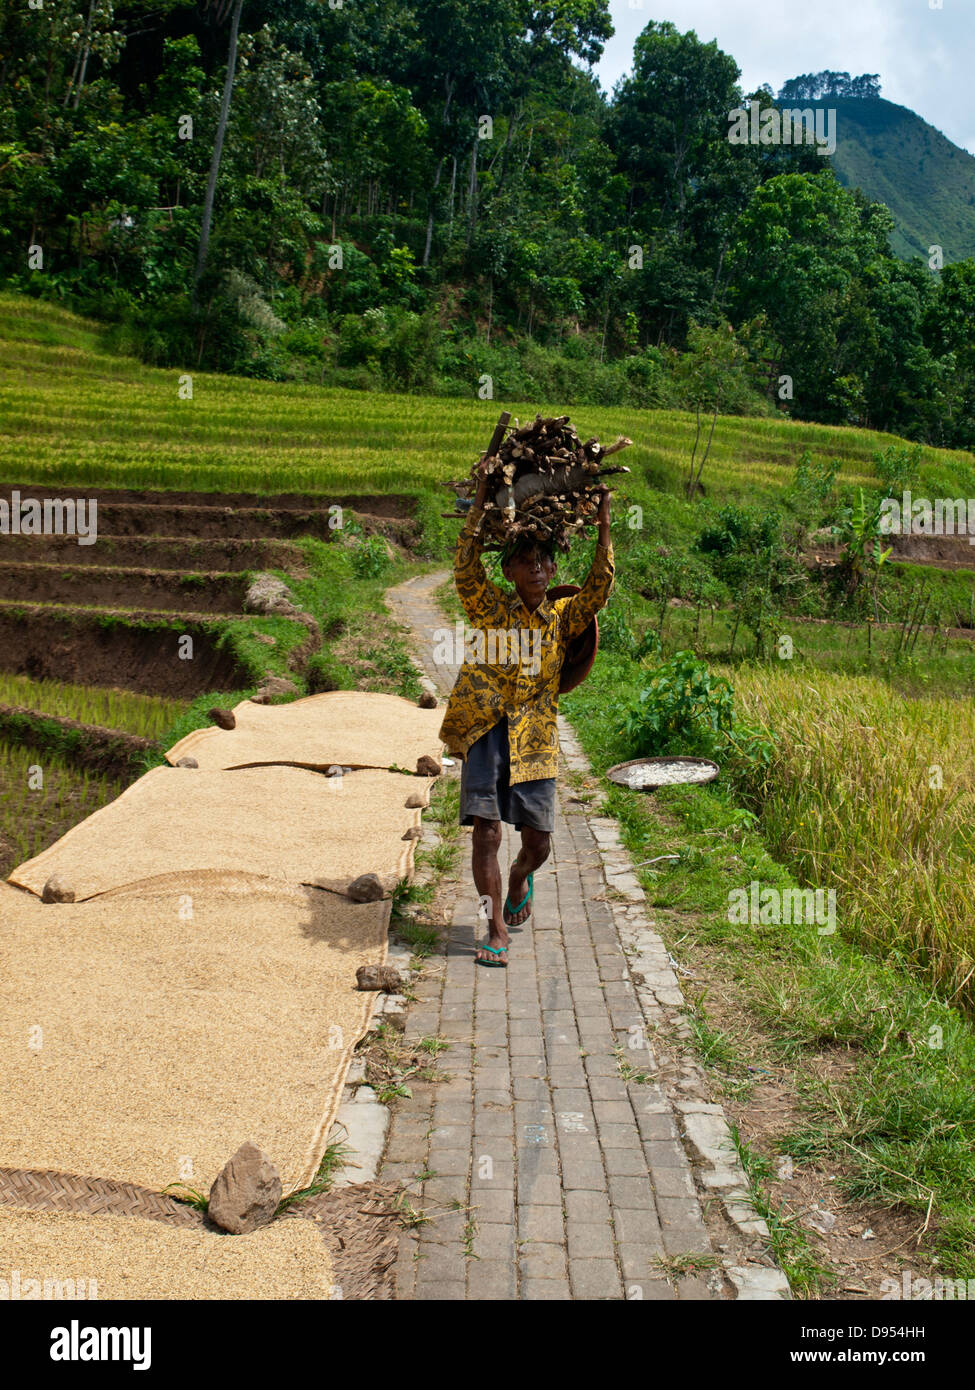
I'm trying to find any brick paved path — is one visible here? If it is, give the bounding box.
[382,572,732,1300]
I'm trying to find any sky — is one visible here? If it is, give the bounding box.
[593,0,975,156]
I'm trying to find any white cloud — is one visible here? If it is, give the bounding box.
[596,0,975,154]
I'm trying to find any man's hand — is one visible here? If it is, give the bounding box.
[591,485,612,545]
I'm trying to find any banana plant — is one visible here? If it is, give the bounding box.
[832,488,893,595]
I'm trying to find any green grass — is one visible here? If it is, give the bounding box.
[563,649,975,1280]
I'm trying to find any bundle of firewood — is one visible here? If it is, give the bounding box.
[442,410,631,552]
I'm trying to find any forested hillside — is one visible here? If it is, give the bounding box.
[3,3,975,451]
[827,97,975,263]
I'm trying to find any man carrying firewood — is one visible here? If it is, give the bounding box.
[439,457,614,966]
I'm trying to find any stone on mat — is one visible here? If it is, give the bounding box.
[348,873,384,903]
[404,791,427,808]
[175,757,199,768]
[356,964,404,993]
[208,707,236,730]
[208,1142,282,1234]
[416,754,442,777]
[401,827,421,840]
[418,692,438,708]
[41,874,74,904]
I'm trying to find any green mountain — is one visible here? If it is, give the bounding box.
[826,96,975,263]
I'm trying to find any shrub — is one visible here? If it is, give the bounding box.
[619,650,735,759]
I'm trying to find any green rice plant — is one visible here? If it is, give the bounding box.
[0,672,186,737]
[2,293,973,510]
[727,665,975,1011]
[0,738,125,874]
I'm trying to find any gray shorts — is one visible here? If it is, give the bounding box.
[459,717,556,833]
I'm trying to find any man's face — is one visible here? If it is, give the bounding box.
[502,544,557,610]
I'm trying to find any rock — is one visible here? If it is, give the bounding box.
[254,633,276,646]
[244,573,295,615]
[356,964,404,993]
[404,792,426,808]
[42,874,75,904]
[207,1142,282,1234]
[402,827,421,840]
[256,676,300,698]
[175,757,199,768]
[416,755,442,777]
[418,692,438,709]
[208,707,236,730]
[249,693,271,705]
[347,873,384,903]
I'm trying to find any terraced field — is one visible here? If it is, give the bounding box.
[0,476,419,875]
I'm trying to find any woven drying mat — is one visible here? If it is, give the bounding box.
[0,1167,202,1227]
[8,763,423,900]
[0,1205,332,1300]
[165,689,443,773]
[0,875,387,1194]
[287,1182,401,1301]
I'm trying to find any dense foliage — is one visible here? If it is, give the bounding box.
[3,4,975,447]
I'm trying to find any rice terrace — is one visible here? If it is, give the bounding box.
[3,0,975,1341]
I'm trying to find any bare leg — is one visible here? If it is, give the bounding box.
[471,816,508,963]
[504,825,551,927]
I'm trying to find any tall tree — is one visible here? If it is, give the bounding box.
[193,0,244,302]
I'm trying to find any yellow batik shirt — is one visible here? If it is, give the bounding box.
[438,505,614,785]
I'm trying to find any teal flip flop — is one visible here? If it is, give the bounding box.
[475,941,510,968]
[503,871,534,926]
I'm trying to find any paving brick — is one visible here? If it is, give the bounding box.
[471,1188,515,1223]
[569,1259,624,1300]
[566,1220,616,1261]
[593,1100,636,1126]
[560,1160,606,1191]
[516,1171,563,1206]
[512,1076,549,1101]
[564,1189,611,1225]
[650,1165,695,1197]
[597,1124,645,1150]
[413,1279,466,1301]
[473,1110,514,1138]
[602,1148,649,1178]
[421,1176,467,1205]
[471,1225,517,1263]
[424,1148,470,1178]
[546,1065,587,1088]
[608,1176,655,1209]
[517,1242,567,1280]
[416,1245,468,1284]
[467,1259,517,1300]
[467,1156,514,1189]
[516,1197,566,1242]
[613,1207,664,1248]
[521,1278,571,1300]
